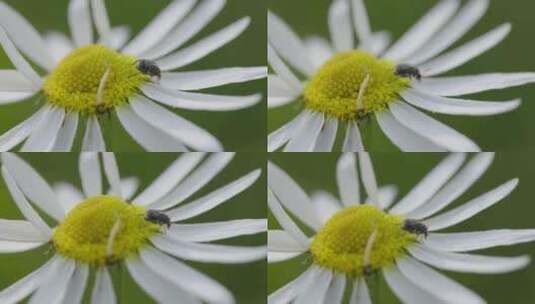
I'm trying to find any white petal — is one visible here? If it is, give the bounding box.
[390,153,465,215]
[91,267,116,304]
[383,0,460,62]
[63,264,89,304]
[0,167,52,236]
[412,73,535,97]
[125,257,199,304]
[268,12,315,76]
[166,169,261,221]
[424,179,518,231]
[268,161,321,230]
[22,107,65,152]
[325,274,346,304]
[358,153,379,207]
[79,153,102,197]
[397,256,484,304]
[0,27,42,88]
[329,0,354,51]
[162,66,266,91]
[130,96,222,151]
[0,108,46,151]
[407,153,494,219]
[169,219,266,242]
[101,153,121,197]
[294,268,333,304]
[268,112,305,152]
[52,111,78,152]
[365,185,399,210]
[0,241,45,253]
[116,105,189,151]
[141,0,226,59]
[383,266,441,304]
[351,0,372,43]
[156,17,250,71]
[43,32,73,64]
[419,23,511,77]
[349,278,372,304]
[310,191,342,224]
[0,92,34,105]
[303,36,334,69]
[406,0,489,65]
[425,229,535,253]
[0,70,36,92]
[82,116,106,152]
[342,122,364,152]
[267,43,304,92]
[0,219,48,242]
[284,112,324,152]
[142,83,261,111]
[69,0,93,47]
[409,245,530,274]
[375,110,446,152]
[102,26,131,50]
[389,101,480,152]
[0,2,55,71]
[139,246,235,304]
[2,153,64,221]
[122,0,196,56]
[268,251,304,264]
[151,234,266,264]
[0,257,59,304]
[53,182,84,213]
[313,117,338,152]
[401,88,521,116]
[28,257,75,304]
[148,153,235,210]
[360,31,391,56]
[268,229,308,252]
[268,266,319,304]
[134,153,205,206]
[268,74,299,108]
[114,177,139,201]
[267,189,311,247]
[90,0,112,47]
[336,153,360,206]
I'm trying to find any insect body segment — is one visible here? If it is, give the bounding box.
[145,210,171,228]
[402,219,428,238]
[137,59,161,82]
[395,64,421,80]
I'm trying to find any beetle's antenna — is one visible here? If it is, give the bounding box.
[106,218,122,258]
[356,74,370,111]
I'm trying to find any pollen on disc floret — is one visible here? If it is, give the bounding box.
[43,45,149,115]
[303,51,410,121]
[310,204,416,277]
[52,196,160,265]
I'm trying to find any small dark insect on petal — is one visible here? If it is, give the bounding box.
[402,219,428,238]
[395,64,421,81]
[145,209,171,228]
[137,59,161,82]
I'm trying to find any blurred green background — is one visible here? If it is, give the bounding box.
[268,0,535,151]
[268,152,535,304]
[0,153,266,303]
[0,0,266,151]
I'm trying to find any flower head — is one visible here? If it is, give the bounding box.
[0,0,266,152]
[268,0,535,152]
[0,152,266,303]
[268,153,535,303]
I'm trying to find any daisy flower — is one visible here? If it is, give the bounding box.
[0,0,266,152]
[268,152,535,303]
[0,152,266,303]
[268,0,535,152]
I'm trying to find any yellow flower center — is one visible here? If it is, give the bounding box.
[303,51,410,121]
[43,45,149,115]
[310,204,416,277]
[52,195,160,265]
